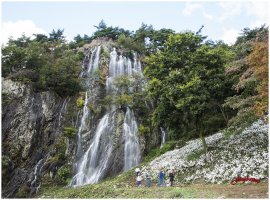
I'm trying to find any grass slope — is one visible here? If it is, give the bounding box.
[37,167,268,198]
[37,120,268,198]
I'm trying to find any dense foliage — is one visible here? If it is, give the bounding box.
[2,22,268,143]
[2,30,83,97]
[224,26,268,133]
[144,32,235,140]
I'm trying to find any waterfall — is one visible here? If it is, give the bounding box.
[58,98,70,128]
[87,46,101,74]
[29,155,49,196]
[160,127,166,148]
[76,92,89,157]
[70,112,115,186]
[70,46,142,187]
[123,108,140,171]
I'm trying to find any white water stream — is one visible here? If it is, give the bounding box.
[70,46,143,186]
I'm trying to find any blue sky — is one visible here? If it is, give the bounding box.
[1,0,269,44]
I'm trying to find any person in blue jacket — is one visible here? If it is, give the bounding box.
[157,169,165,187]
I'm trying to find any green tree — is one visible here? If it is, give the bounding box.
[33,34,49,43]
[2,31,82,97]
[92,20,132,40]
[39,50,82,96]
[145,32,234,147]
[94,19,107,30]
[49,29,65,42]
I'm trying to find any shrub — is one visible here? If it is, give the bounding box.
[63,127,77,139]
[57,165,72,185]
[138,125,150,136]
[114,94,133,107]
[16,184,30,198]
[100,95,113,109]
[76,96,84,108]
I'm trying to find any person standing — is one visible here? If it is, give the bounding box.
[145,171,152,187]
[136,173,142,187]
[135,167,140,176]
[168,170,175,186]
[158,169,165,187]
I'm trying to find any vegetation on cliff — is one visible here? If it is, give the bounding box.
[1,20,268,198]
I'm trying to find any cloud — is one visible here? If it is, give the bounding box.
[218,2,243,21]
[203,11,213,20]
[245,1,269,28]
[182,2,213,20]
[182,3,202,16]
[221,29,239,45]
[2,20,46,44]
[218,1,269,26]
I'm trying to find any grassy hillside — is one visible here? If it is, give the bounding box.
[37,120,268,198]
[38,177,268,198]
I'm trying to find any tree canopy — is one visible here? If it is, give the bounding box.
[144,31,235,140]
[2,22,268,141]
[2,29,82,97]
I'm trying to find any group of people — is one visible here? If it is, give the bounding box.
[135,168,175,187]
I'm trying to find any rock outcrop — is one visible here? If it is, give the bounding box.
[2,78,74,197]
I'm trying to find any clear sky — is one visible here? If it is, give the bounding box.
[1,0,269,45]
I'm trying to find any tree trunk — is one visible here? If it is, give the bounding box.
[200,131,208,154]
[196,115,208,154]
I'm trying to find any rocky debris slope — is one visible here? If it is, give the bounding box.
[141,120,268,184]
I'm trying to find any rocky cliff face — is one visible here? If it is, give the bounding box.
[2,78,75,197]
[2,39,161,198]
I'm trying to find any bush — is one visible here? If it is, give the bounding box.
[138,125,150,136]
[54,137,67,162]
[114,94,133,107]
[100,95,113,109]
[144,141,177,162]
[16,184,30,198]
[88,102,101,114]
[76,96,85,108]
[100,46,110,59]
[57,165,72,185]
[63,127,77,139]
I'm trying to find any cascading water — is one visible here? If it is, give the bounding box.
[29,155,49,196]
[160,127,166,148]
[76,92,89,157]
[70,45,143,187]
[58,98,70,129]
[70,112,115,185]
[87,46,101,74]
[123,108,140,171]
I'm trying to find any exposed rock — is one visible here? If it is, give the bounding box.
[2,78,26,97]
[1,78,76,197]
